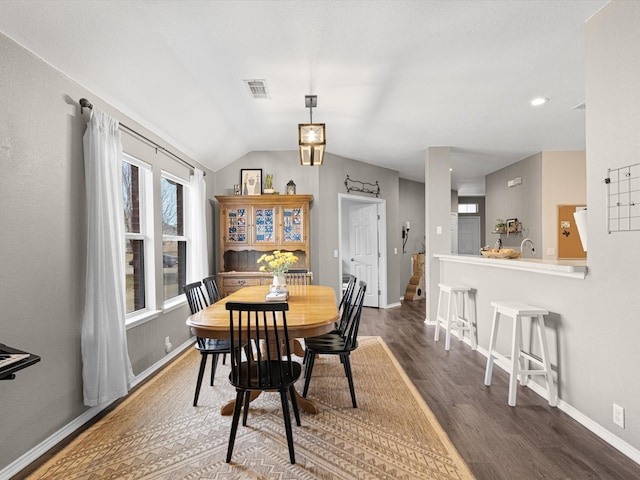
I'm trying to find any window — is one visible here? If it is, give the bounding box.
[161,173,188,302]
[458,203,478,214]
[123,154,154,316]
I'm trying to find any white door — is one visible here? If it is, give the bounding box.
[458,216,481,255]
[349,203,379,307]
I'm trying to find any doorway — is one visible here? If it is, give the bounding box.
[338,194,387,308]
[458,216,481,255]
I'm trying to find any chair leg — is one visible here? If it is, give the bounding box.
[193,352,208,406]
[342,353,357,408]
[280,390,296,464]
[289,385,301,426]
[226,390,245,463]
[242,390,251,426]
[302,351,316,397]
[210,353,220,386]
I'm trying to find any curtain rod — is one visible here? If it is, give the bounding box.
[79,98,202,175]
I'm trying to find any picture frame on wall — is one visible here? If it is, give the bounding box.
[240,169,262,195]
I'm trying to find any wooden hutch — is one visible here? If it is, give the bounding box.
[215,194,313,296]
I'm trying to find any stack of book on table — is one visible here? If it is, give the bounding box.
[265,291,289,302]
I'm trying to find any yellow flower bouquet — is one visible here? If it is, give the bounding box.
[256,250,298,277]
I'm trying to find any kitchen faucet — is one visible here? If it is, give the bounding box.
[520,238,535,257]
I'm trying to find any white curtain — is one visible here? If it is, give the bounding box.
[81,108,133,407]
[188,167,209,283]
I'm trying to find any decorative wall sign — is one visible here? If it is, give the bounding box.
[344,175,380,197]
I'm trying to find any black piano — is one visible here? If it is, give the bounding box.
[0,343,40,380]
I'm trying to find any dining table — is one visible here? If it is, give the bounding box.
[186,284,339,415]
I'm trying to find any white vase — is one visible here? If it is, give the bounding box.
[271,275,287,294]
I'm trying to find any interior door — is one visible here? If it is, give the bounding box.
[349,203,379,307]
[458,216,481,255]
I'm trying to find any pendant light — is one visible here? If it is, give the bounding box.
[298,95,325,166]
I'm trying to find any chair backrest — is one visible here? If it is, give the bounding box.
[202,275,222,304]
[339,274,357,312]
[342,281,367,350]
[285,270,312,286]
[183,281,209,315]
[225,302,293,389]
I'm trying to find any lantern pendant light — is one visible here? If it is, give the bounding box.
[298,95,325,166]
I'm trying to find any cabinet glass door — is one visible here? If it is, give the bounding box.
[281,206,305,245]
[224,206,249,245]
[253,206,277,244]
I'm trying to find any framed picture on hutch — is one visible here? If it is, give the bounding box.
[240,169,262,195]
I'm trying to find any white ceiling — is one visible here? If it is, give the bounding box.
[0,0,607,195]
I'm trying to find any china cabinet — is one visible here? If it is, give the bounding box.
[215,194,312,296]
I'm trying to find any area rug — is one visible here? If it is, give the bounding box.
[28,336,474,479]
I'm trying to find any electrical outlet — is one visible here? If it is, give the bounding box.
[613,403,625,428]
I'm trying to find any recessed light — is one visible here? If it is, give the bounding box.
[530,97,549,106]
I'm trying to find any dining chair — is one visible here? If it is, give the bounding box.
[302,281,367,408]
[225,301,301,464]
[302,274,357,365]
[202,275,228,366]
[202,275,223,303]
[183,281,232,407]
[285,269,312,286]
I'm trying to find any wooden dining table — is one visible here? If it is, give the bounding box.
[186,284,339,415]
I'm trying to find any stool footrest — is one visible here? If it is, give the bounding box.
[519,351,545,367]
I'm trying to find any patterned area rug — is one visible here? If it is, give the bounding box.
[29,337,474,479]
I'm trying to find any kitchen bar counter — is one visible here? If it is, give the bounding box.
[434,254,587,279]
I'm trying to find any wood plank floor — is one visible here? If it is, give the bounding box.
[358,300,640,480]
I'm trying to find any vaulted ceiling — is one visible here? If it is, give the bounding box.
[0,0,607,194]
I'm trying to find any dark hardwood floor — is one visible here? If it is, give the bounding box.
[358,300,640,480]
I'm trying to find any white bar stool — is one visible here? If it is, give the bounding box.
[483,301,557,407]
[434,284,477,351]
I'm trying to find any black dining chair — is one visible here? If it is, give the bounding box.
[302,274,357,365]
[202,275,223,303]
[202,275,228,365]
[225,301,301,464]
[183,281,232,407]
[302,281,366,408]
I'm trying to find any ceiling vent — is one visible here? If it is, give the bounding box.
[572,101,586,110]
[244,79,270,99]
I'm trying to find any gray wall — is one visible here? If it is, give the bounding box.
[0,33,215,471]
[583,0,640,451]
[485,152,543,254]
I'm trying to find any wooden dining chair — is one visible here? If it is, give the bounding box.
[285,269,312,286]
[225,301,301,464]
[183,281,231,406]
[302,281,366,408]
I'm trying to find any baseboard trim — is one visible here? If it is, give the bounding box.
[0,338,194,479]
[447,331,640,465]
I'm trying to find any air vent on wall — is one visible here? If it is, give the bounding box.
[244,79,270,99]
[572,101,586,110]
